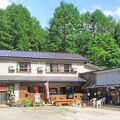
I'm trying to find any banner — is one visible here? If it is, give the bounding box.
[44,82,49,100]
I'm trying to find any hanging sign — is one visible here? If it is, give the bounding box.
[0,87,7,91]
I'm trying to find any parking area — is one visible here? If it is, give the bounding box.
[0,106,120,120]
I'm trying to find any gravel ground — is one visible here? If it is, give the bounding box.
[0,106,120,120]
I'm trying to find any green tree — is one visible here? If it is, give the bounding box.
[114,21,120,47]
[76,31,95,58]
[91,33,120,68]
[79,9,117,68]
[48,1,81,53]
[81,9,115,37]
[0,4,48,51]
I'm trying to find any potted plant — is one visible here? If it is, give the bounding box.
[22,98,29,107]
[22,98,33,107]
[7,85,13,95]
[7,85,14,105]
[82,94,88,108]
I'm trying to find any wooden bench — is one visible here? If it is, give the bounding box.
[54,99,76,106]
[51,94,67,101]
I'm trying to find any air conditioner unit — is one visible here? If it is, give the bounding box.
[72,67,77,72]
[8,65,15,71]
[37,66,43,72]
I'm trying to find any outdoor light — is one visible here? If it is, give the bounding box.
[87,93,90,96]
[94,92,97,96]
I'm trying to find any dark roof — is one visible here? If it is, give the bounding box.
[94,68,120,73]
[0,50,88,61]
[0,75,87,83]
[85,63,103,70]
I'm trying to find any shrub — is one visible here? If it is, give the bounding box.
[40,98,45,104]
[22,98,33,107]
[22,98,28,106]
[28,99,33,107]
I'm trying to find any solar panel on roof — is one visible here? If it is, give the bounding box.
[0,50,88,61]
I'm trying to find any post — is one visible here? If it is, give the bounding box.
[14,84,20,102]
[44,82,49,103]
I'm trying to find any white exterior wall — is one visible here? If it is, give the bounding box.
[14,84,20,102]
[0,59,96,77]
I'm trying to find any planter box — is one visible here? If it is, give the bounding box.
[10,104,24,107]
[33,104,44,107]
[33,104,53,107]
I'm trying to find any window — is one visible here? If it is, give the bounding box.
[46,63,72,73]
[46,63,58,72]
[60,64,64,72]
[28,86,43,93]
[17,62,31,72]
[46,64,50,72]
[64,64,72,73]
[49,88,58,94]
[52,64,58,72]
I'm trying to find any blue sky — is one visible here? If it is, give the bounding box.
[0,0,120,28]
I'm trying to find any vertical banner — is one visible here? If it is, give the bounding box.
[44,82,49,101]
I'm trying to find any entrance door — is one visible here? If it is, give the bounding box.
[60,87,73,99]
[0,92,7,104]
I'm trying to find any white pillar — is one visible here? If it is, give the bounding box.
[14,84,20,102]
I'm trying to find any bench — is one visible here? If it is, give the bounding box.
[54,99,76,106]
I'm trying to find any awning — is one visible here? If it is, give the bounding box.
[0,75,87,83]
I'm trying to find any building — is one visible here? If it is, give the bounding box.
[80,68,120,104]
[0,50,101,104]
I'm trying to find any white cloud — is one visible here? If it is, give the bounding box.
[80,9,87,14]
[93,4,102,10]
[103,10,114,16]
[0,0,10,9]
[80,4,120,19]
[115,8,120,17]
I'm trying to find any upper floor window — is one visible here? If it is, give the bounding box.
[46,63,72,73]
[17,62,31,72]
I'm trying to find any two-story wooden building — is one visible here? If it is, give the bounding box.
[0,50,101,104]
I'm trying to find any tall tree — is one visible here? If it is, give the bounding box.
[114,21,120,47]
[78,9,118,67]
[81,9,115,37]
[0,4,48,51]
[48,1,81,53]
[91,33,120,68]
[76,31,95,58]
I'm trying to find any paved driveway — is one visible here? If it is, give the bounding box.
[0,106,120,120]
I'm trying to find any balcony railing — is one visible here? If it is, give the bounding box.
[16,68,31,73]
[46,68,72,73]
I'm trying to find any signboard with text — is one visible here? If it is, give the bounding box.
[0,87,7,91]
[34,94,40,103]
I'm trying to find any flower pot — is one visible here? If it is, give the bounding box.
[83,103,86,108]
